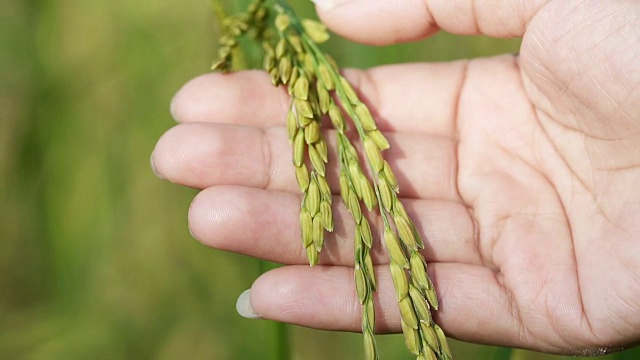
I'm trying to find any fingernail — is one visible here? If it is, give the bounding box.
[311,0,349,10]
[150,151,164,179]
[170,93,179,121]
[236,289,262,319]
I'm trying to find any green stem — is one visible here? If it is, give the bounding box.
[492,346,515,360]
[258,261,291,360]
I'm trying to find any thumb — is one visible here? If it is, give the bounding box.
[312,0,549,45]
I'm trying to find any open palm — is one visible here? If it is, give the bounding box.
[152,0,640,355]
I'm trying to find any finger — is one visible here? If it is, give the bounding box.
[152,122,459,201]
[170,70,290,128]
[170,62,469,138]
[249,265,401,331]
[188,185,479,265]
[247,263,528,349]
[313,0,548,45]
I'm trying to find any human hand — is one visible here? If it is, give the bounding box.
[151,0,640,355]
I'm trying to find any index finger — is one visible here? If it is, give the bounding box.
[169,61,469,139]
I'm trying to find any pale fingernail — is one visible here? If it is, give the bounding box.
[311,0,349,10]
[170,94,179,121]
[236,289,262,319]
[150,151,164,179]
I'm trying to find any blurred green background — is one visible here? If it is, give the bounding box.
[2,0,638,359]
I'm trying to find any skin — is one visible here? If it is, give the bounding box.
[152,0,640,355]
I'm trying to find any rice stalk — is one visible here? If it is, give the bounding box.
[209,1,452,358]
